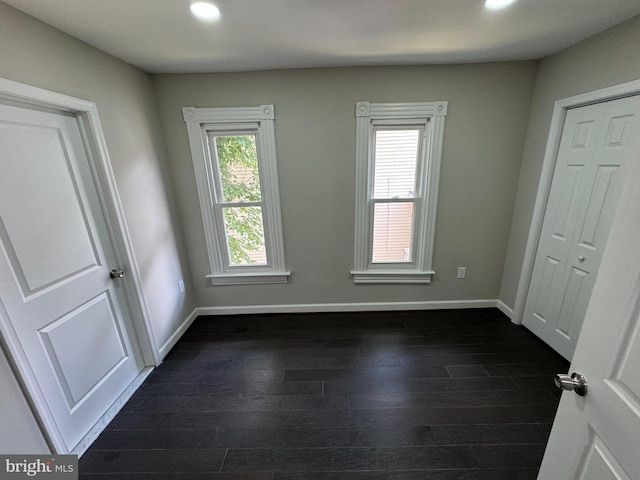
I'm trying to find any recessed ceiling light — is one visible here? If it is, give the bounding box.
[189,1,221,21]
[485,0,516,10]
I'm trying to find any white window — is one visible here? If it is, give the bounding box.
[183,105,289,285]
[352,101,447,284]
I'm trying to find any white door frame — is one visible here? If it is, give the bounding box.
[0,77,159,453]
[512,78,640,326]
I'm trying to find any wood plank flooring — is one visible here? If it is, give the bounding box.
[80,308,568,479]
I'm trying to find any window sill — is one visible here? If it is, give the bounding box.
[206,271,291,286]
[351,270,435,284]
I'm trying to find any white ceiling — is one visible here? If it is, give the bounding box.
[4,0,640,74]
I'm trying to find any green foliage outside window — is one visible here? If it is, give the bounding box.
[215,135,266,265]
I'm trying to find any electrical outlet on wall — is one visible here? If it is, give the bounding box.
[178,280,185,293]
[457,267,466,279]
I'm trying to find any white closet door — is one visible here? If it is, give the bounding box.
[523,95,640,360]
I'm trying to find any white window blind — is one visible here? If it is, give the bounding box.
[371,128,421,264]
[373,129,419,199]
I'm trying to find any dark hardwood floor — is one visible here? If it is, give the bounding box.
[80,308,568,479]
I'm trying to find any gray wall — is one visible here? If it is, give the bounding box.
[0,3,195,452]
[153,63,537,308]
[0,346,49,453]
[499,15,640,309]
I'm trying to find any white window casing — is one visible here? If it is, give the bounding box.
[352,101,447,284]
[183,105,289,285]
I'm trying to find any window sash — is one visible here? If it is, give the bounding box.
[209,132,262,204]
[368,122,426,268]
[371,126,424,200]
[207,128,271,270]
[221,205,267,267]
[370,199,418,265]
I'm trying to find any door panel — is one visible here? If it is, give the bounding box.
[555,266,588,339]
[523,96,640,360]
[571,119,596,149]
[38,292,129,408]
[0,102,144,451]
[0,121,99,294]
[577,166,619,251]
[550,164,585,241]
[603,113,634,148]
[532,256,561,324]
[616,331,640,397]
[577,437,629,480]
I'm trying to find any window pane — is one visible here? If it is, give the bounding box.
[223,206,267,266]
[373,129,420,199]
[372,202,414,263]
[214,135,261,202]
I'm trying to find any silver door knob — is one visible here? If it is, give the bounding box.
[109,269,125,279]
[578,255,586,262]
[554,372,588,396]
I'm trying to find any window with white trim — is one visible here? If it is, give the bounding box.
[352,101,447,284]
[183,105,289,285]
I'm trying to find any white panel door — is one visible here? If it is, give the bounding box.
[537,135,640,480]
[0,103,145,452]
[523,96,640,360]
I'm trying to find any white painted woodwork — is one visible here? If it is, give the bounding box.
[0,103,145,452]
[183,105,289,285]
[351,101,446,284]
[537,134,640,480]
[196,298,499,315]
[523,95,640,359]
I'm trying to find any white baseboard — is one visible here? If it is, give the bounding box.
[496,299,514,319]
[196,299,499,316]
[72,367,153,457]
[157,307,199,360]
